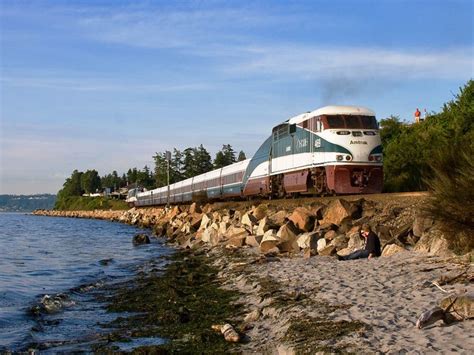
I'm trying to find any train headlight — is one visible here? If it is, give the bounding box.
[345,155,352,161]
[336,155,343,161]
[369,154,382,162]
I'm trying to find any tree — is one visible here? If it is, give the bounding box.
[237,150,246,161]
[81,170,101,194]
[153,152,168,188]
[214,144,236,168]
[195,145,213,174]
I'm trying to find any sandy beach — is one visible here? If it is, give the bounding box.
[214,249,473,353]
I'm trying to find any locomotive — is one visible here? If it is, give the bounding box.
[128,105,383,207]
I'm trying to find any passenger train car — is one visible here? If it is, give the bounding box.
[129,105,383,207]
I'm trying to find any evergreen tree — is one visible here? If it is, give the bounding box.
[153,152,168,188]
[195,144,213,174]
[81,169,101,194]
[237,150,246,161]
[214,144,236,168]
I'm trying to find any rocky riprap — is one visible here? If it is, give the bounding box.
[32,194,464,259]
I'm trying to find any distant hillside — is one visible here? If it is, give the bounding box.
[0,194,56,212]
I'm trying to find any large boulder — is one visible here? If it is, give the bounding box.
[241,213,258,230]
[260,229,280,254]
[276,222,299,241]
[297,232,321,250]
[382,244,406,257]
[201,227,220,246]
[268,210,288,226]
[347,226,365,250]
[245,235,263,247]
[318,244,337,256]
[288,207,315,232]
[133,233,150,245]
[320,199,355,225]
[189,202,202,215]
[252,204,269,221]
[324,230,337,241]
[412,215,434,237]
[256,217,273,237]
[330,235,348,251]
[316,238,327,253]
[226,226,249,240]
[199,214,211,231]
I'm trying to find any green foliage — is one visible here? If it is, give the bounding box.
[54,196,129,211]
[213,144,236,168]
[424,80,474,253]
[380,80,473,193]
[81,169,101,194]
[237,150,246,161]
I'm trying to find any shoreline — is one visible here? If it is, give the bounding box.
[32,195,474,352]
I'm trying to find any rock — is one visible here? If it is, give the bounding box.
[413,215,434,237]
[252,204,268,221]
[303,247,317,259]
[318,244,337,256]
[199,214,211,231]
[416,291,474,329]
[330,235,348,251]
[316,238,327,252]
[190,213,203,230]
[268,210,288,226]
[244,309,261,323]
[392,222,413,244]
[189,202,201,214]
[221,323,240,343]
[226,226,249,240]
[278,238,299,253]
[276,222,299,241]
[413,226,454,257]
[381,244,406,257]
[296,232,320,250]
[321,199,354,225]
[219,221,229,236]
[288,207,315,232]
[310,203,326,220]
[227,235,246,248]
[347,228,365,250]
[201,227,219,246]
[256,217,271,236]
[133,233,150,245]
[245,235,262,247]
[260,230,279,254]
[314,222,338,233]
[241,213,258,229]
[324,230,337,241]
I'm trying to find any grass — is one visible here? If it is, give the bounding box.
[54,196,129,211]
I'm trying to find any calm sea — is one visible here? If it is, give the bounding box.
[0,212,172,352]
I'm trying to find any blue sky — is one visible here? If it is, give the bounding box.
[1,0,472,194]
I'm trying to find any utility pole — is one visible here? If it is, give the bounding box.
[166,150,171,208]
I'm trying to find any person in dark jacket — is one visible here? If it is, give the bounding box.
[338,223,381,260]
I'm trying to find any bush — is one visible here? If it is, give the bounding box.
[54,196,129,211]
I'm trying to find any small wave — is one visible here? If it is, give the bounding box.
[29,293,75,316]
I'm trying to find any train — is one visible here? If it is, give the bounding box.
[127,105,383,207]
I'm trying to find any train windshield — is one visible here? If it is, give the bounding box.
[323,115,378,129]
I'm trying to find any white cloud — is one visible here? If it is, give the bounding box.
[225,45,473,81]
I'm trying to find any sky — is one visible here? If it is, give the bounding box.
[0,0,472,194]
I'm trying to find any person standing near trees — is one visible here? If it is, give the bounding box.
[414,108,421,123]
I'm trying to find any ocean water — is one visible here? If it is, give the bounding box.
[0,212,172,352]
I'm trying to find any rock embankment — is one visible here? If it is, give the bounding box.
[33,195,460,258]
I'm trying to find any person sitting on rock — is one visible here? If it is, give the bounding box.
[338,224,381,260]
